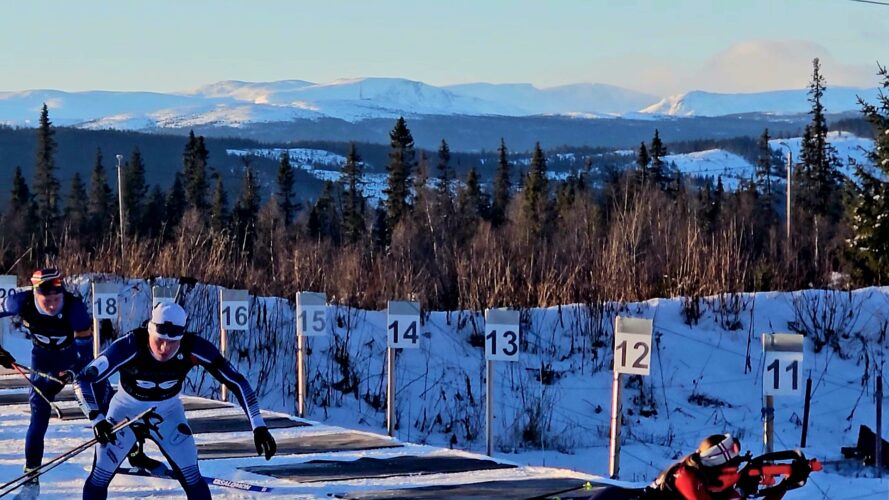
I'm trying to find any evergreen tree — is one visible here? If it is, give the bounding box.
[370,201,388,251]
[456,166,488,233]
[846,63,889,282]
[33,103,60,247]
[233,161,261,253]
[383,117,416,241]
[796,58,844,221]
[491,138,512,227]
[87,148,113,240]
[435,139,455,227]
[636,141,651,180]
[648,129,669,189]
[145,185,167,237]
[755,128,775,198]
[340,143,366,244]
[276,150,296,225]
[64,173,89,236]
[210,176,230,233]
[182,130,210,212]
[122,147,148,234]
[1,167,35,252]
[164,174,187,229]
[308,181,340,242]
[521,142,551,238]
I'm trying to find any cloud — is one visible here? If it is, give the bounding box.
[683,40,875,94]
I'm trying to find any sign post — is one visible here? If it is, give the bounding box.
[219,288,250,401]
[610,315,653,479]
[484,308,520,456]
[296,292,327,417]
[91,283,119,357]
[0,276,18,349]
[386,300,420,437]
[762,333,804,453]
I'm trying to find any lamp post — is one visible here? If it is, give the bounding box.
[116,154,126,269]
[777,143,793,244]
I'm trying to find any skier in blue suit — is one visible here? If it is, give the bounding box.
[0,268,108,496]
[76,302,276,499]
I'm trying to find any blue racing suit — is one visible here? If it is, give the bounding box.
[0,289,108,469]
[76,328,266,499]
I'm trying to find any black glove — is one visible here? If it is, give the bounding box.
[0,347,15,369]
[93,419,117,445]
[57,370,75,384]
[253,426,276,460]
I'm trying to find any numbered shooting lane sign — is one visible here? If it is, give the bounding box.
[220,289,250,331]
[0,275,16,302]
[762,333,804,397]
[151,286,175,309]
[613,316,653,376]
[92,283,119,320]
[485,309,520,361]
[296,292,328,336]
[387,301,420,349]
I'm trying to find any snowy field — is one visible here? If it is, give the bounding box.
[1,277,888,498]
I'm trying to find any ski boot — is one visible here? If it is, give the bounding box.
[127,440,164,475]
[13,468,39,500]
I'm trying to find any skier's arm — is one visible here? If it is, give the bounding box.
[68,298,95,369]
[191,336,265,430]
[0,291,24,319]
[673,467,714,500]
[75,334,137,420]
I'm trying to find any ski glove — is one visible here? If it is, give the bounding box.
[93,419,117,445]
[253,426,276,460]
[57,370,75,385]
[0,347,14,369]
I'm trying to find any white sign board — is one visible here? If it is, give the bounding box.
[92,283,119,320]
[0,275,17,345]
[387,301,421,349]
[614,316,653,376]
[296,292,327,337]
[762,333,804,397]
[485,309,520,361]
[152,285,176,309]
[220,289,250,331]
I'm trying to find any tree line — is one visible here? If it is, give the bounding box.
[3,59,889,313]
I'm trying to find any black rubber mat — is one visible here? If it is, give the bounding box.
[243,455,516,483]
[199,433,401,459]
[0,389,76,405]
[335,478,591,499]
[187,413,308,434]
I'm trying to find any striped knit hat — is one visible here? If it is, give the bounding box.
[30,268,64,294]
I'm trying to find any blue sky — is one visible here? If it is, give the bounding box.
[2,0,887,96]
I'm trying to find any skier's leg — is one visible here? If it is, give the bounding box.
[151,403,210,499]
[82,429,136,499]
[24,375,63,469]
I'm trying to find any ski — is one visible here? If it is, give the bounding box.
[118,466,274,493]
[0,406,157,496]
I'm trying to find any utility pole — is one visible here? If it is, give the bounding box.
[116,154,126,268]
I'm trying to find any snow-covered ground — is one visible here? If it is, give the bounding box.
[1,276,887,498]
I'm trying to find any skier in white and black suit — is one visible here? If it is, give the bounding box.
[75,302,277,499]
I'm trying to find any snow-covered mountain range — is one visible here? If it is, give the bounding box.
[0,77,880,130]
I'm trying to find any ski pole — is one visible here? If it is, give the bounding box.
[12,362,67,384]
[0,406,157,496]
[11,363,63,419]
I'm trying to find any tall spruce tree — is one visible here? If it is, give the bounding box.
[183,131,210,212]
[145,185,167,238]
[276,150,296,225]
[233,161,261,253]
[64,173,89,236]
[522,142,551,238]
[340,143,366,244]
[796,58,844,221]
[210,176,230,233]
[164,174,187,229]
[122,148,148,234]
[383,117,416,240]
[456,166,488,231]
[491,138,512,227]
[33,104,60,248]
[846,63,889,282]
[2,167,36,245]
[648,129,669,189]
[435,139,455,226]
[636,141,651,183]
[87,148,113,240]
[755,128,774,198]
